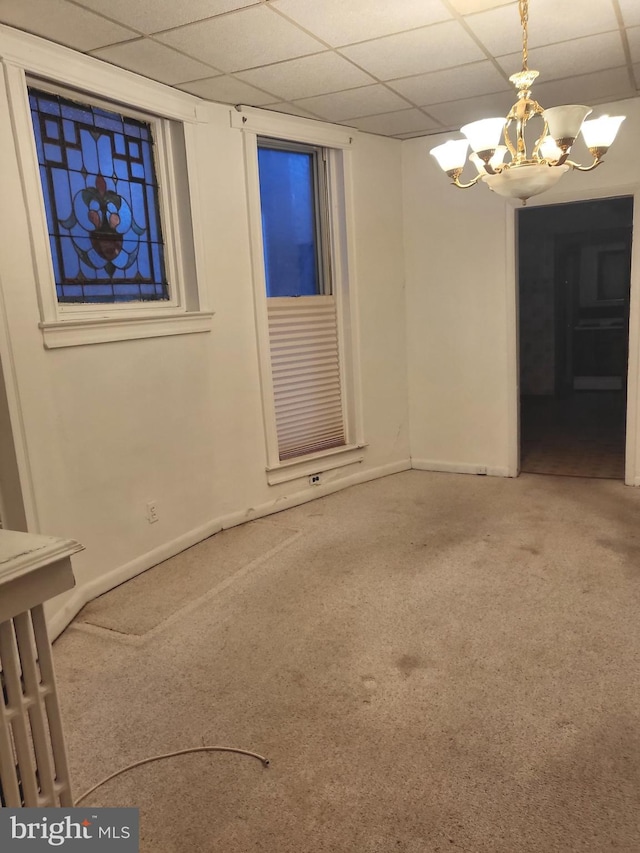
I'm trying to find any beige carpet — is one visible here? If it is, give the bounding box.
[53,470,640,852]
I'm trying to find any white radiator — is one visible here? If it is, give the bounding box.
[0,531,82,808]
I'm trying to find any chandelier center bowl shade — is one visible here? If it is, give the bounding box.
[429,0,624,204]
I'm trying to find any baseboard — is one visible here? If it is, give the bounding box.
[48,457,412,641]
[411,458,511,477]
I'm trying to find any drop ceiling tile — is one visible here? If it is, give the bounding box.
[628,27,640,63]
[177,75,276,105]
[425,90,515,128]
[340,21,485,80]
[447,0,513,14]
[619,0,640,27]
[270,0,451,47]
[346,109,441,136]
[466,0,619,57]
[388,61,510,106]
[235,53,376,100]
[73,0,259,35]
[293,85,410,122]
[531,67,634,110]
[497,32,627,83]
[0,0,137,51]
[156,5,325,72]
[90,39,219,85]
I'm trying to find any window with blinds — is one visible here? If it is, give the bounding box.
[257,139,346,462]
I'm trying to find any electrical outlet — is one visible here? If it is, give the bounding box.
[309,473,322,486]
[146,501,159,523]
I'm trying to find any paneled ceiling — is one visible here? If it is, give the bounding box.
[0,0,638,138]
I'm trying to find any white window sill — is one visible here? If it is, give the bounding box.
[266,444,367,485]
[39,311,214,348]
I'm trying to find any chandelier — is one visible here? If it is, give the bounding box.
[429,0,625,204]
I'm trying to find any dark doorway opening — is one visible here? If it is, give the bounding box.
[518,197,633,479]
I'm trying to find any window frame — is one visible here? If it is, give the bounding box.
[27,80,180,314]
[1,28,213,348]
[236,107,366,482]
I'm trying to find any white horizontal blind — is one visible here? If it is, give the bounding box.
[268,296,346,460]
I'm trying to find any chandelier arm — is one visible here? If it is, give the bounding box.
[448,171,483,189]
[503,118,518,161]
[565,157,604,173]
[532,118,549,161]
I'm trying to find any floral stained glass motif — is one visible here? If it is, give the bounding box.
[28,88,169,303]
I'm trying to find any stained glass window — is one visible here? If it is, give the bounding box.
[28,88,169,303]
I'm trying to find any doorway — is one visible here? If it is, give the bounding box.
[518,197,633,479]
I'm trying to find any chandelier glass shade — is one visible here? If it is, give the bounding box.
[429,0,625,204]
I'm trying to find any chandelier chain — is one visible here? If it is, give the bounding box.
[519,0,529,71]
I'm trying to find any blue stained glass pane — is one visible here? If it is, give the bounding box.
[51,168,72,221]
[130,182,146,229]
[141,141,154,185]
[44,143,62,162]
[131,162,145,179]
[138,244,150,278]
[63,120,77,143]
[29,87,168,303]
[79,129,99,175]
[94,110,123,133]
[62,285,83,297]
[67,149,83,171]
[97,134,114,177]
[90,284,115,296]
[151,242,161,281]
[146,187,158,233]
[140,127,149,141]
[257,147,320,298]
[113,283,142,296]
[114,158,129,180]
[59,237,80,279]
[62,104,92,124]
[38,98,60,116]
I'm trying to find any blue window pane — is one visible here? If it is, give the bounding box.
[114,158,129,180]
[38,98,60,116]
[97,134,114,176]
[63,120,77,144]
[257,147,320,298]
[29,87,169,304]
[44,143,62,162]
[67,149,83,171]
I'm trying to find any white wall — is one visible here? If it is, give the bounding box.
[403,96,640,482]
[402,135,514,476]
[0,29,410,636]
